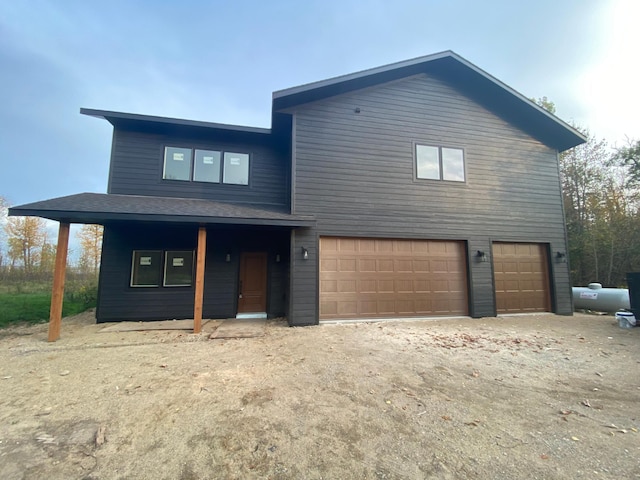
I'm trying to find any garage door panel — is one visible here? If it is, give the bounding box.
[339,238,357,251]
[413,260,430,272]
[414,280,431,292]
[320,237,468,319]
[395,279,413,293]
[338,301,357,315]
[321,280,337,293]
[338,280,356,293]
[321,258,337,272]
[396,241,413,253]
[320,301,337,316]
[396,260,413,272]
[493,242,550,314]
[359,259,376,272]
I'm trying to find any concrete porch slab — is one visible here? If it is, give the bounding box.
[208,318,266,339]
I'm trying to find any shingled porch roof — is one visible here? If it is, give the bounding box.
[8,192,315,227]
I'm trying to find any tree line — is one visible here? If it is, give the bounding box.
[0,198,102,282]
[534,98,640,287]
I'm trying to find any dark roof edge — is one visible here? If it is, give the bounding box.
[8,207,315,228]
[272,50,587,146]
[273,50,454,99]
[80,108,272,135]
[447,53,587,144]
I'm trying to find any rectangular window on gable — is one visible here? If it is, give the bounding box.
[416,144,465,182]
[163,147,192,181]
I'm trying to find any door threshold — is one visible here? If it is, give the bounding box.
[236,313,268,319]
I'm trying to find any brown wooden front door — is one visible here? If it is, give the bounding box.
[238,252,268,314]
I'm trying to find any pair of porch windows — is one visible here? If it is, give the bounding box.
[131,250,194,287]
[163,147,249,185]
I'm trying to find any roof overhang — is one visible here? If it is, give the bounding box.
[273,50,586,152]
[81,108,272,141]
[8,193,315,228]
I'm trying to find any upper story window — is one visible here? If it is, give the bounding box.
[163,146,249,185]
[193,149,221,183]
[164,147,192,181]
[223,152,249,185]
[415,144,465,182]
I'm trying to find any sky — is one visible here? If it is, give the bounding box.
[0,0,638,224]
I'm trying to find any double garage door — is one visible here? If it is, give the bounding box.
[319,237,551,320]
[320,237,468,319]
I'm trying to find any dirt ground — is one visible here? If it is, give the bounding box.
[0,311,639,480]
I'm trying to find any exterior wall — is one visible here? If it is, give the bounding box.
[107,128,290,209]
[289,227,318,325]
[97,223,290,322]
[287,73,571,321]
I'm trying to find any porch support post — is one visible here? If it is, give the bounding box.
[48,222,70,342]
[193,226,207,333]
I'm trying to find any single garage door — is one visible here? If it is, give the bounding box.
[492,242,551,314]
[320,237,468,319]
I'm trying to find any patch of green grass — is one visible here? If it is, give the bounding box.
[0,292,92,328]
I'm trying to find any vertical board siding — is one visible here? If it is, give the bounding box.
[97,224,290,322]
[108,129,290,208]
[289,73,571,319]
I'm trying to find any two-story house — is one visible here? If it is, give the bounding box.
[10,51,585,339]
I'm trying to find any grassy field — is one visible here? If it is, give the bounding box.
[0,281,97,328]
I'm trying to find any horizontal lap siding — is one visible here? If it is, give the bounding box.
[289,228,318,325]
[97,224,200,322]
[108,130,289,208]
[97,224,290,322]
[291,73,571,317]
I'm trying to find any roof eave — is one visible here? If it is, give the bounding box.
[272,51,586,151]
[80,108,272,136]
[9,207,315,228]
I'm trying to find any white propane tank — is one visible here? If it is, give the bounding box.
[572,283,630,312]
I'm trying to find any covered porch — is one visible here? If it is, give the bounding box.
[8,192,315,341]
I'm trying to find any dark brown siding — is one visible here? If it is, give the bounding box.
[108,129,290,208]
[97,223,290,322]
[287,73,571,322]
